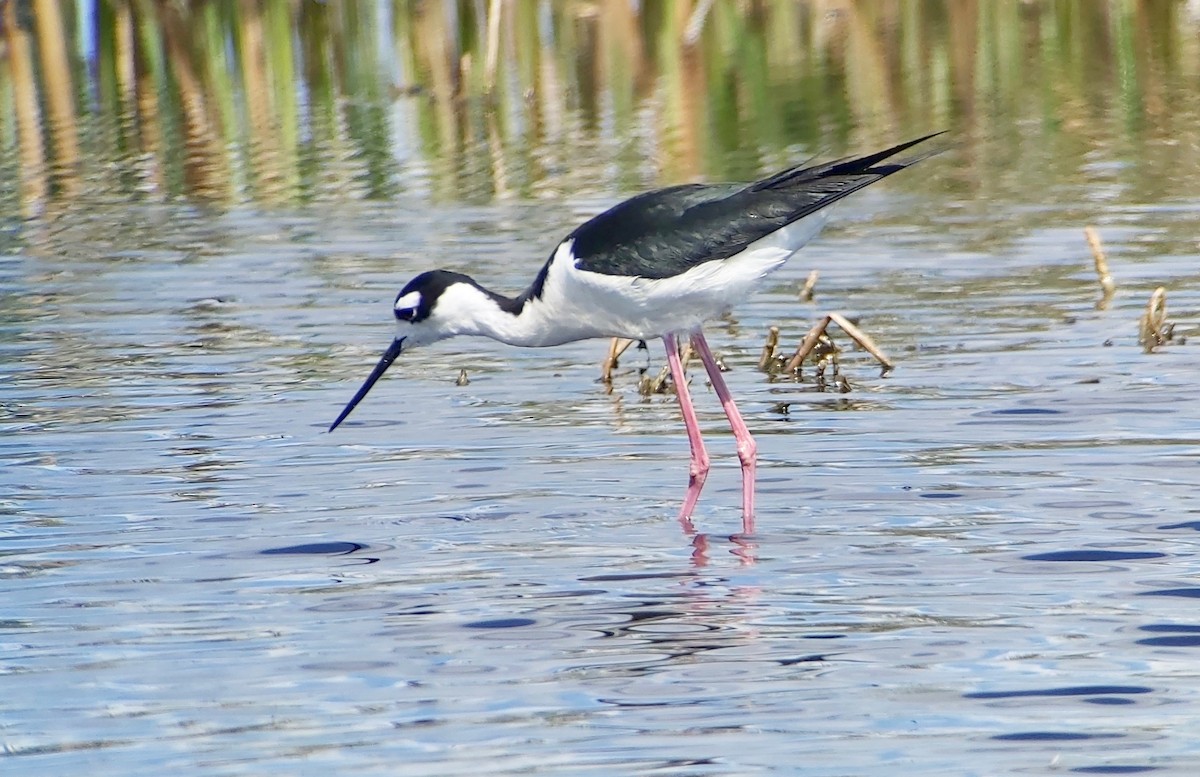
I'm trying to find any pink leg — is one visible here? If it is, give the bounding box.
[691,332,756,532]
[663,332,709,523]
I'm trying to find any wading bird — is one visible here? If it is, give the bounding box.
[330,134,943,531]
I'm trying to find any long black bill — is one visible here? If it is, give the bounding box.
[329,337,405,432]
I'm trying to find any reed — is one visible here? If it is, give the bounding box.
[757,327,780,373]
[1138,286,1172,353]
[784,313,893,375]
[601,338,636,385]
[1084,226,1116,310]
[799,270,819,302]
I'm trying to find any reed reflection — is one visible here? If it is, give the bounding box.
[1,1,1198,213]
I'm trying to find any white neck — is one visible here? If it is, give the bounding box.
[435,282,591,347]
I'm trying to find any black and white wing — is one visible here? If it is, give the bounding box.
[566,132,943,281]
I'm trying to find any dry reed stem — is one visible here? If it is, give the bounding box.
[753,323,782,369]
[828,313,894,371]
[800,270,819,301]
[1084,226,1116,309]
[601,337,636,382]
[679,340,695,370]
[645,365,672,395]
[785,315,833,373]
[601,339,619,385]
[785,313,894,373]
[758,326,780,371]
[1139,286,1168,352]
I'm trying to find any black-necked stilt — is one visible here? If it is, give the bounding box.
[330,133,943,529]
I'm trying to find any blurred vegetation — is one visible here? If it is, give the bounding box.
[2,0,1200,217]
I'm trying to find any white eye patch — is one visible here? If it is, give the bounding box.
[394,291,423,322]
[394,291,421,312]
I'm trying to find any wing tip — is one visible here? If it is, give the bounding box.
[753,131,948,191]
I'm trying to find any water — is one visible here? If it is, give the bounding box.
[5,186,1200,774]
[7,1,1200,774]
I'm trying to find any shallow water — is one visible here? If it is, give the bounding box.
[7,1,1200,773]
[5,182,1200,775]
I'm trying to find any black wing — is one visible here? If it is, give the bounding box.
[567,132,943,280]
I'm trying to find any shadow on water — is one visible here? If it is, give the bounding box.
[4,1,1200,775]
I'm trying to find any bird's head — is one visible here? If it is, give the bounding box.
[328,270,473,432]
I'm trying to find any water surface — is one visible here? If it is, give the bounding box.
[4,2,1200,775]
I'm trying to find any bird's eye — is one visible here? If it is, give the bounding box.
[395,307,417,322]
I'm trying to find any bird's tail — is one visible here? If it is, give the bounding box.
[751,131,947,193]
